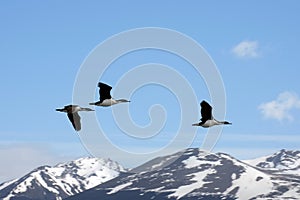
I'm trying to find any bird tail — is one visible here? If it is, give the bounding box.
[89,102,96,105]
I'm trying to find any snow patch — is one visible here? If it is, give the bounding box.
[107,182,133,194]
[225,165,273,200]
[168,169,216,199]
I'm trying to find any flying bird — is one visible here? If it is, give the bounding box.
[89,82,130,107]
[192,100,232,127]
[56,105,94,131]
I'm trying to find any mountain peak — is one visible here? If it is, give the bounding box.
[247,149,300,171]
[0,157,125,200]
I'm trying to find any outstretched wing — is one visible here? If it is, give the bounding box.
[200,100,213,122]
[67,112,81,131]
[98,82,112,103]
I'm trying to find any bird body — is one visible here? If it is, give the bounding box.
[195,119,231,128]
[89,82,130,107]
[193,100,231,128]
[56,105,94,131]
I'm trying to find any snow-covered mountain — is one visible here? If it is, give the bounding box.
[0,157,125,200]
[244,149,300,175]
[1,149,299,200]
[67,148,300,200]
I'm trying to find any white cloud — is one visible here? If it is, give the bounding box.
[232,40,259,58]
[258,91,300,121]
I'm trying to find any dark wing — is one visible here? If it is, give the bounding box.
[67,112,81,131]
[200,100,213,122]
[98,82,112,103]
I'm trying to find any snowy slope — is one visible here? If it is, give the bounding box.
[68,148,300,200]
[0,157,125,200]
[244,149,300,175]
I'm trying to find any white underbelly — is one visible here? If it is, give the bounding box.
[202,120,218,128]
[100,99,117,106]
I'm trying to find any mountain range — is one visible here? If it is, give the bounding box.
[0,149,299,200]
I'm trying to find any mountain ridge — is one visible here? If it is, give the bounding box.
[1,149,300,200]
[67,148,300,200]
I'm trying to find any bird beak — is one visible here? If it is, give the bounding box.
[192,123,199,126]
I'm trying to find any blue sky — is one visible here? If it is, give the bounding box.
[1,1,300,182]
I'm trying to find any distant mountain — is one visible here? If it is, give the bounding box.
[0,157,125,200]
[244,149,300,175]
[67,148,300,200]
[1,149,299,200]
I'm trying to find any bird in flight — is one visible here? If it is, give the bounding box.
[89,82,130,107]
[56,105,94,131]
[192,100,232,127]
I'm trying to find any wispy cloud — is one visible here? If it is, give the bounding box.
[258,91,300,121]
[232,40,259,58]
